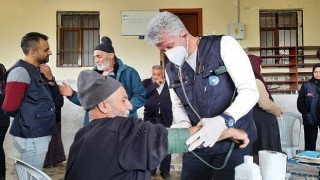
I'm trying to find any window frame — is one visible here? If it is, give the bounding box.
[259,9,303,48]
[56,11,100,67]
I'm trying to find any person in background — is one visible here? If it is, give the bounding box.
[142,65,172,179]
[59,36,146,126]
[44,77,65,167]
[297,63,320,151]
[1,32,62,169]
[145,11,259,180]
[0,63,10,180]
[248,54,283,156]
[64,70,250,180]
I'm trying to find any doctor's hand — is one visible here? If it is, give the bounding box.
[186,116,226,151]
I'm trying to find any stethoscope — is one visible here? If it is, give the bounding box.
[177,64,235,170]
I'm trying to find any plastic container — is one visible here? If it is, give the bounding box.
[235,155,262,180]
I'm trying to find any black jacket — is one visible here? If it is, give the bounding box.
[142,78,172,127]
[65,116,168,180]
[297,80,320,126]
[0,93,9,127]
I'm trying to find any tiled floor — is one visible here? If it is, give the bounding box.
[5,160,181,180]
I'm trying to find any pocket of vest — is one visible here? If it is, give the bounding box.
[35,107,55,119]
[170,75,192,88]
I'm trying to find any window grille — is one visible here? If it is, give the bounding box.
[57,11,100,67]
[259,10,303,64]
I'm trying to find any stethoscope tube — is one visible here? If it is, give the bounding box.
[178,66,234,170]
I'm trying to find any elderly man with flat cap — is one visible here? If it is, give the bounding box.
[59,36,146,126]
[64,70,250,180]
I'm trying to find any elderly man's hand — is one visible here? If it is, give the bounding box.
[189,125,201,135]
[218,128,249,148]
[59,81,73,97]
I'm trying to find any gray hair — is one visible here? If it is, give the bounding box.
[145,11,187,45]
[152,65,163,70]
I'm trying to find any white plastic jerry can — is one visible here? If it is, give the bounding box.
[234,155,262,180]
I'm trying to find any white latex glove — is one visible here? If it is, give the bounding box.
[170,121,192,128]
[186,116,227,151]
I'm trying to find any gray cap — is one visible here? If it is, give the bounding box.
[77,70,122,111]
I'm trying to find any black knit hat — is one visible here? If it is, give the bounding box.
[94,36,115,53]
[77,70,122,111]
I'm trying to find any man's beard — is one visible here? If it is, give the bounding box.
[109,104,130,118]
[97,61,111,71]
[38,57,49,64]
[123,110,130,117]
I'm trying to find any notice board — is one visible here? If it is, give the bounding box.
[121,10,159,36]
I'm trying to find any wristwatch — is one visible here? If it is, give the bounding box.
[48,76,55,82]
[220,113,235,128]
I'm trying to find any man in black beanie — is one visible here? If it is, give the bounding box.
[59,36,146,126]
[64,70,250,180]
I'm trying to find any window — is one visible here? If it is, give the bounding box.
[259,10,303,63]
[57,11,100,67]
[260,10,303,48]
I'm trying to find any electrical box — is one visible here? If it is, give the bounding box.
[228,23,245,40]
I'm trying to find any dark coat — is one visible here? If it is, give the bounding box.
[65,116,168,180]
[297,80,320,126]
[0,93,9,127]
[142,78,172,127]
[252,105,282,153]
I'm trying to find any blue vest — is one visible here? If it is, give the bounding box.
[166,35,257,154]
[5,60,57,138]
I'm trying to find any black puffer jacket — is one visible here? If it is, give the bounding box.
[297,79,320,126]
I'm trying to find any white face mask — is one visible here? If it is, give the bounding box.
[165,36,188,67]
[97,60,111,71]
